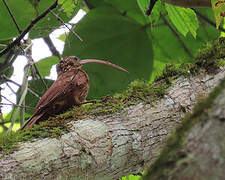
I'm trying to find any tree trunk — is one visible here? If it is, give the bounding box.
[144,77,225,180]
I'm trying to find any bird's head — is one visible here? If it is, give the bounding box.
[57,56,128,76]
[56,56,81,76]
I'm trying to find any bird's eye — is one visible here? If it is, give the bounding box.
[72,56,79,61]
[72,56,79,64]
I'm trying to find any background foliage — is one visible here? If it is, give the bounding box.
[0,0,224,179]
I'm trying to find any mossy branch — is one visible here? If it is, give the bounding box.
[0,38,225,179]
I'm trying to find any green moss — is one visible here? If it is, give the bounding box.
[143,78,225,180]
[0,78,172,154]
[155,63,195,82]
[194,37,225,71]
[0,118,69,154]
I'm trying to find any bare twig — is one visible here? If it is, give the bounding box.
[146,0,158,16]
[0,103,34,109]
[8,62,30,131]
[0,86,2,116]
[1,94,16,106]
[2,75,41,99]
[161,14,193,58]
[0,0,58,57]
[43,36,61,58]
[50,10,83,41]
[193,9,225,33]
[5,82,16,94]
[2,0,22,33]
[26,53,48,90]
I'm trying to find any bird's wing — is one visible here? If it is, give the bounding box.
[34,69,79,114]
[20,70,79,130]
[20,112,45,130]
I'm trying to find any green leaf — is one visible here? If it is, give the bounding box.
[150,60,166,83]
[29,0,80,38]
[147,12,220,63]
[58,33,67,42]
[35,56,59,77]
[0,0,35,39]
[165,4,199,38]
[63,7,153,99]
[137,0,163,23]
[17,79,54,114]
[85,0,149,25]
[4,111,31,123]
[58,0,77,16]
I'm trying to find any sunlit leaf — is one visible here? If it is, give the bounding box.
[137,0,163,23]
[147,11,219,63]
[165,4,199,38]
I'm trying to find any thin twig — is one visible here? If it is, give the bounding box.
[43,36,61,58]
[0,86,2,116]
[161,15,193,58]
[5,82,16,94]
[146,0,158,16]
[193,9,225,33]
[20,69,79,130]
[1,94,16,106]
[0,0,58,57]
[2,75,41,99]
[50,10,83,41]
[2,0,22,33]
[8,62,30,130]
[26,53,48,90]
[0,103,34,109]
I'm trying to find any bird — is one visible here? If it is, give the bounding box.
[20,56,128,129]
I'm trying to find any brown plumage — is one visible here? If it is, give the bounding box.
[20,56,128,129]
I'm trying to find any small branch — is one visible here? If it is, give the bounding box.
[26,54,48,91]
[2,75,41,99]
[161,15,193,58]
[0,86,2,116]
[0,103,34,110]
[50,10,83,41]
[0,0,58,57]
[146,0,158,16]
[5,82,16,94]
[1,94,17,106]
[43,36,61,58]
[2,0,22,33]
[193,9,225,33]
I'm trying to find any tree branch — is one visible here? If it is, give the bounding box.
[0,0,58,57]
[2,0,22,33]
[2,75,41,99]
[0,63,224,179]
[43,36,61,58]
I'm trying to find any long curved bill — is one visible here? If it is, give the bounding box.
[79,59,128,73]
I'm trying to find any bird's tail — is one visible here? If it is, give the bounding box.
[19,113,44,130]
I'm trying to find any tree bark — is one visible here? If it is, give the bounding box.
[161,0,211,7]
[0,64,225,179]
[144,75,225,180]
